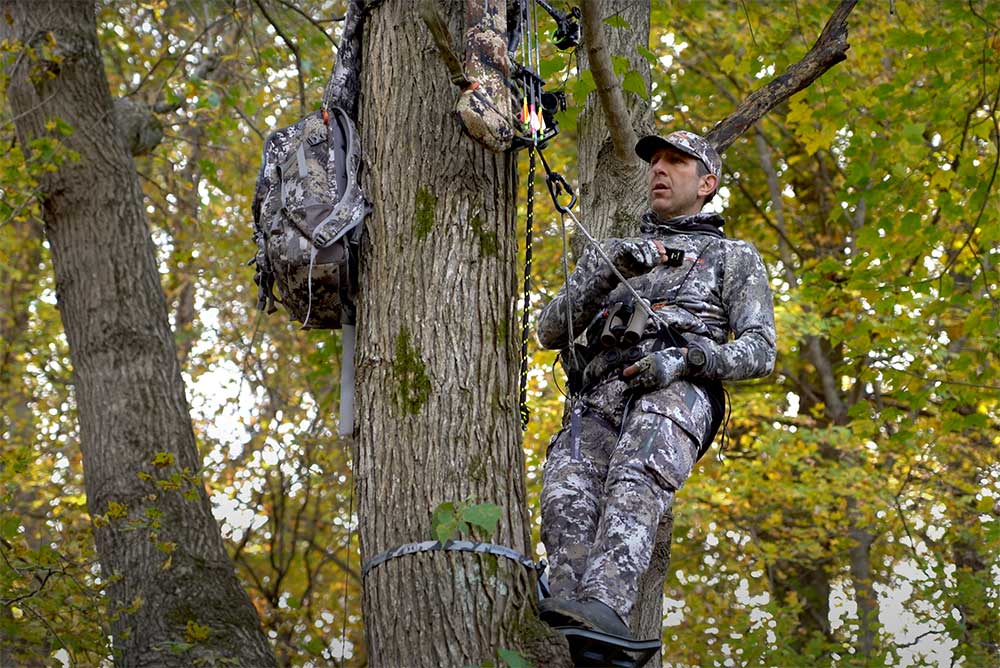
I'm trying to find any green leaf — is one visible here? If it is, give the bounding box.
[434,518,462,542]
[553,108,578,133]
[622,69,648,100]
[303,637,325,655]
[432,501,456,525]
[611,55,629,76]
[498,647,531,668]
[901,123,925,145]
[0,515,20,540]
[636,45,657,65]
[603,15,630,29]
[460,503,502,534]
[432,502,459,541]
[152,451,174,468]
[572,69,596,101]
[166,642,194,654]
[539,56,564,79]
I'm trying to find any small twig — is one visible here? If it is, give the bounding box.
[891,494,929,572]
[730,176,806,263]
[935,84,1000,282]
[739,0,758,48]
[233,105,266,141]
[131,13,230,97]
[895,629,945,650]
[252,0,308,116]
[1,569,54,606]
[273,0,340,46]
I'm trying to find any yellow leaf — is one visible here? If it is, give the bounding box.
[929,168,953,189]
[786,95,813,127]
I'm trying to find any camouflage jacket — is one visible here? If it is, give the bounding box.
[537,212,776,384]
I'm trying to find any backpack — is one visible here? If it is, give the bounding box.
[250,106,370,329]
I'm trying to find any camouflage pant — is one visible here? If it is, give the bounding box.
[540,379,711,621]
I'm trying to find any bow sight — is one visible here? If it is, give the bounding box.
[538,0,582,50]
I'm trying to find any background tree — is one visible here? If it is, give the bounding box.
[1,2,276,665]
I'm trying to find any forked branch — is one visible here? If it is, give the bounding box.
[706,0,859,152]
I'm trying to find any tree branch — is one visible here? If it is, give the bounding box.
[706,0,859,153]
[252,0,307,116]
[580,0,638,164]
[273,0,340,46]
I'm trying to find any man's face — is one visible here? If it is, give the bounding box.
[647,146,717,219]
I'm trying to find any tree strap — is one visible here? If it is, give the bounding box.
[362,539,545,577]
[419,0,472,89]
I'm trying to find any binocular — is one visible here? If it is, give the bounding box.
[600,301,650,347]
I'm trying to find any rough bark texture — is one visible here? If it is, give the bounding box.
[576,0,653,246]
[2,3,277,666]
[354,1,570,666]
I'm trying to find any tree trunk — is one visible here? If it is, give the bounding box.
[2,3,277,666]
[847,498,879,656]
[354,1,569,666]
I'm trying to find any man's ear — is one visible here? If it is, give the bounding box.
[698,173,718,198]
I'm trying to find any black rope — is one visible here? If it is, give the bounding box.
[519,148,536,430]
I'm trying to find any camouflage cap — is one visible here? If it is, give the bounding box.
[635,130,722,180]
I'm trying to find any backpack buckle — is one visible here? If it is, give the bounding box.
[306,128,328,146]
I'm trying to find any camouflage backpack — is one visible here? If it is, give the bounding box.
[251,105,370,329]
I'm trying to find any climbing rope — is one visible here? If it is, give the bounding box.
[518,147,536,430]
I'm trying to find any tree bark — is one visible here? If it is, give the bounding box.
[354,1,569,666]
[2,3,277,666]
[576,0,653,245]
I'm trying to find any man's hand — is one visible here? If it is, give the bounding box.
[622,348,687,393]
[606,239,658,278]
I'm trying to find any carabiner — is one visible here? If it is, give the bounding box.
[537,146,577,214]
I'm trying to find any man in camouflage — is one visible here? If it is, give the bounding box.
[536,131,776,638]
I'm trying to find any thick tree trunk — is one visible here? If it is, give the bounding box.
[354,1,569,666]
[2,3,277,666]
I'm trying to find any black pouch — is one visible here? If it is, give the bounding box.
[558,343,593,395]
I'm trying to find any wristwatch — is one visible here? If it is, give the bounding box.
[686,346,708,373]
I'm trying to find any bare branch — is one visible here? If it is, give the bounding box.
[252,0,308,116]
[273,0,339,46]
[580,0,638,164]
[706,0,859,153]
